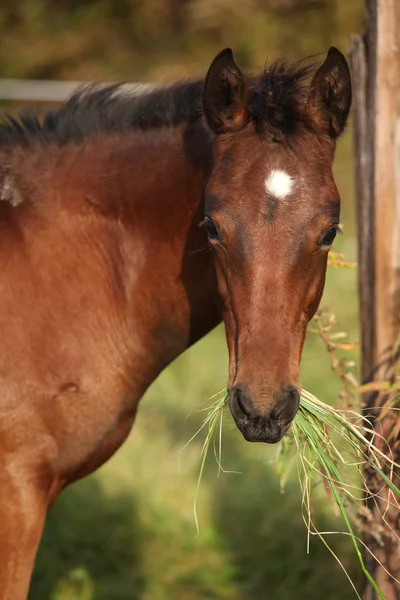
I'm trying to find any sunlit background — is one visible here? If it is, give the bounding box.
[1,1,364,598]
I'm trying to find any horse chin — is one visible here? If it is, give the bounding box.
[234,418,291,444]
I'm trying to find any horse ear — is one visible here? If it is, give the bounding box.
[307,47,352,138]
[203,48,247,134]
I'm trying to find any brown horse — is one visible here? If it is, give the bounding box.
[0,46,351,598]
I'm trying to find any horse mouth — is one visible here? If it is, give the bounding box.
[233,414,293,444]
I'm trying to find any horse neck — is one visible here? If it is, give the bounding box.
[64,124,220,389]
[5,122,220,396]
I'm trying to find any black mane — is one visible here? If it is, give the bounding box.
[0,81,204,146]
[0,59,315,146]
[248,60,315,136]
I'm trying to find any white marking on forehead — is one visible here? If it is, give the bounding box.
[265,169,294,199]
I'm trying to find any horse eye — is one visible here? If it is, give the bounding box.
[201,217,220,241]
[320,226,339,247]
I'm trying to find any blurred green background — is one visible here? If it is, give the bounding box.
[1,1,364,598]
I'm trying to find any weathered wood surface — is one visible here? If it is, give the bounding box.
[374,0,400,379]
[351,1,400,598]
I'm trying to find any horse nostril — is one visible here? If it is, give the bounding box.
[283,384,300,406]
[229,384,252,420]
[273,385,300,421]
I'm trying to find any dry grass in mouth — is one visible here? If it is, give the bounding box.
[182,387,400,599]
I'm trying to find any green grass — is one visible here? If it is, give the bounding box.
[294,392,400,598]
[182,379,400,600]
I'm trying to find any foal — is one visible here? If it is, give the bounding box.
[0,46,351,598]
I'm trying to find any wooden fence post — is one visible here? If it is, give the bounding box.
[350,1,400,598]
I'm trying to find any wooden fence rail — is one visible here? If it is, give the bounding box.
[0,79,149,103]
